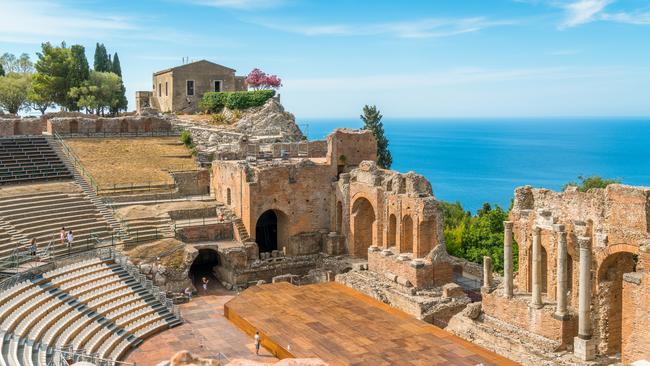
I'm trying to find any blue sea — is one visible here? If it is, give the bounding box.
[302,118,650,213]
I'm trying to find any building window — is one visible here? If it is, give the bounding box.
[165,81,168,96]
[158,83,161,97]
[186,80,194,96]
[214,80,222,92]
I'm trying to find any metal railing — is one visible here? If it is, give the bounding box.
[48,344,136,366]
[53,131,100,192]
[55,130,179,139]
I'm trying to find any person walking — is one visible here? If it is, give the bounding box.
[254,331,261,355]
[201,277,209,293]
[184,287,193,301]
[29,238,37,257]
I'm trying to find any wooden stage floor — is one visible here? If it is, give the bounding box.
[225,282,517,366]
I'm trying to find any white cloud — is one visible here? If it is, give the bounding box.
[187,0,285,9]
[0,0,137,44]
[601,11,650,25]
[560,0,613,28]
[248,17,515,39]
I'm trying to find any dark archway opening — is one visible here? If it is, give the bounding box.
[256,210,278,254]
[188,249,220,285]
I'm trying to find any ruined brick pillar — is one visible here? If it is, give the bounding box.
[503,221,514,298]
[554,224,569,319]
[574,236,596,361]
[482,256,493,290]
[530,226,543,308]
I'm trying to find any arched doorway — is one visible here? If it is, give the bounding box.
[188,249,220,286]
[387,214,397,248]
[69,120,79,134]
[351,197,375,258]
[596,251,637,355]
[401,215,413,254]
[226,188,232,205]
[255,210,287,254]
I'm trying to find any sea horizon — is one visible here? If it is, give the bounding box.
[303,117,650,213]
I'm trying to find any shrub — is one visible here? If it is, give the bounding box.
[199,92,229,113]
[180,130,193,148]
[210,113,227,125]
[200,90,275,112]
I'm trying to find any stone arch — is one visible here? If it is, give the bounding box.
[387,214,397,248]
[400,215,414,254]
[120,119,128,133]
[350,197,376,258]
[144,118,152,132]
[336,201,343,233]
[255,209,289,255]
[595,250,637,355]
[226,188,232,205]
[188,248,220,285]
[417,220,436,257]
[526,241,548,294]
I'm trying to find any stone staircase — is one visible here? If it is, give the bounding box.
[0,191,114,260]
[120,216,175,248]
[232,217,250,242]
[47,135,128,244]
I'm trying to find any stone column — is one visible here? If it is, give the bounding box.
[530,226,543,308]
[482,256,493,290]
[503,221,514,298]
[574,236,595,361]
[554,224,569,319]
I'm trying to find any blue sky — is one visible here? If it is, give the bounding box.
[1,0,649,118]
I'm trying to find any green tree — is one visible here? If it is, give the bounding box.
[32,42,72,109]
[0,53,17,73]
[360,105,392,169]
[67,45,90,110]
[563,175,621,192]
[68,70,123,115]
[0,63,4,77]
[17,53,33,73]
[111,52,122,77]
[27,89,53,115]
[93,43,110,72]
[0,72,32,114]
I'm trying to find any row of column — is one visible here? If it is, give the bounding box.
[500,221,592,339]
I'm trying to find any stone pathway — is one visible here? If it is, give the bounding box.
[124,283,278,365]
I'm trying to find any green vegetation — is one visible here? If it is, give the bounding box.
[180,130,193,148]
[360,105,392,169]
[200,90,276,112]
[563,175,622,192]
[442,201,517,274]
[0,42,127,115]
[0,72,32,114]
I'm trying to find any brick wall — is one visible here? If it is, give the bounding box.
[621,269,650,364]
[175,223,233,242]
[0,118,43,136]
[482,290,577,345]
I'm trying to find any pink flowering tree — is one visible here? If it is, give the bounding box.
[245,68,282,90]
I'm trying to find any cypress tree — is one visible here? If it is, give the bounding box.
[107,53,112,72]
[111,53,122,77]
[67,44,90,110]
[0,63,4,76]
[93,43,109,71]
[361,105,392,169]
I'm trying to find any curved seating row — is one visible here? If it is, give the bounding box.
[0,258,181,365]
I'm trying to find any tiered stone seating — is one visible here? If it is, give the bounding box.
[0,137,72,185]
[0,191,114,260]
[0,257,181,365]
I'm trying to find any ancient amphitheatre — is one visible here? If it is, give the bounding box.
[0,58,648,366]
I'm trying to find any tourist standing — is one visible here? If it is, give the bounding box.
[29,238,37,257]
[201,276,209,293]
[60,227,66,246]
[254,331,261,355]
[184,287,193,300]
[66,230,74,252]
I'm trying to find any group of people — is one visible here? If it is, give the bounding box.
[59,227,75,248]
[183,276,211,301]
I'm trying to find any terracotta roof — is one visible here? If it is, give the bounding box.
[153,59,236,76]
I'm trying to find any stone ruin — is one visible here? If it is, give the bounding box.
[446,184,650,365]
